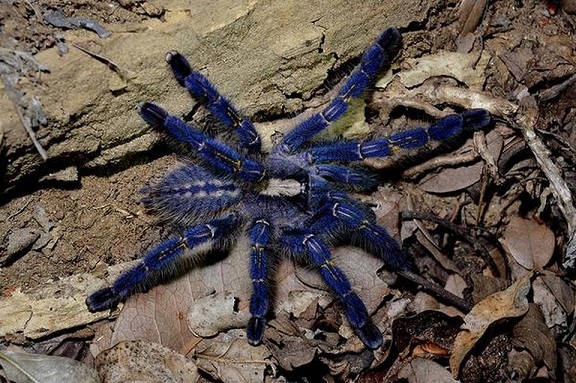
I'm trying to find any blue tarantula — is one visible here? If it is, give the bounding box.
[86,27,491,349]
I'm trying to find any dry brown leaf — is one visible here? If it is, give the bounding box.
[194,329,272,383]
[0,350,100,383]
[320,349,375,380]
[469,274,510,303]
[449,272,533,377]
[418,130,503,194]
[540,271,575,315]
[501,216,555,270]
[500,49,534,82]
[458,0,489,35]
[95,340,199,382]
[188,292,250,337]
[0,273,109,340]
[398,358,459,383]
[265,322,317,370]
[532,276,569,329]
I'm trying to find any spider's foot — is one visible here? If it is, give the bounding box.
[138,102,168,126]
[165,50,192,84]
[462,108,492,131]
[355,321,383,350]
[247,317,266,346]
[375,26,402,57]
[86,288,120,312]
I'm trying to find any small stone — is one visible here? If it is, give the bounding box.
[141,2,164,17]
[1,228,40,266]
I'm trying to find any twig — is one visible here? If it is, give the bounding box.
[506,104,576,268]
[24,0,44,22]
[1,74,48,160]
[401,149,479,179]
[398,270,473,313]
[538,72,576,102]
[72,43,132,81]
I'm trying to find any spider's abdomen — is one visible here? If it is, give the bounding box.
[141,165,242,225]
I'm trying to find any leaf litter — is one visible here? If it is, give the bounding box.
[2,0,576,382]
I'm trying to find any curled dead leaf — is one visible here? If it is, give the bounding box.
[458,0,489,35]
[449,272,533,377]
[187,292,250,337]
[398,357,459,383]
[194,329,272,383]
[0,350,100,383]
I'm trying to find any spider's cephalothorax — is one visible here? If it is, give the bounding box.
[86,27,491,349]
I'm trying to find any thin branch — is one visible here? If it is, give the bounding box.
[1,74,48,160]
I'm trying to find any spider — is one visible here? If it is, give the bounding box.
[86,27,491,350]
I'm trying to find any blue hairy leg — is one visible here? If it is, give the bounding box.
[283,233,383,349]
[312,164,378,192]
[86,214,239,312]
[306,109,492,164]
[246,219,273,345]
[139,102,265,182]
[166,51,261,153]
[278,27,403,153]
[311,191,413,272]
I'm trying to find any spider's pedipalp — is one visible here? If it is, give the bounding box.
[139,102,265,182]
[278,27,403,153]
[166,51,261,152]
[86,214,240,312]
[247,219,273,345]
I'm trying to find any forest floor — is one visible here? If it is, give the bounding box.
[1,0,576,382]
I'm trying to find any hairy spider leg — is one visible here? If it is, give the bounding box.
[283,232,383,349]
[306,109,492,164]
[278,27,402,154]
[166,51,261,153]
[312,164,378,192]
[246,219,273,345]
[139,102,265,183]
[310,190,413,272]
[86,214,239,312]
